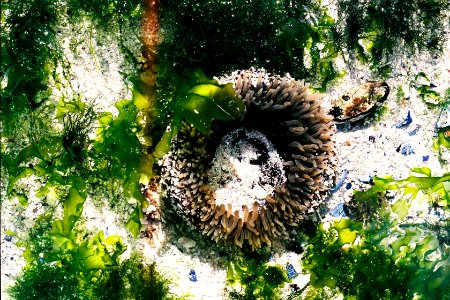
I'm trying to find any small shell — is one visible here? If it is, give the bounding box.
[329,82,389,123]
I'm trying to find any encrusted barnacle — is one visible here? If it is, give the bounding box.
[161,68,335,249]
[330,81,390,124]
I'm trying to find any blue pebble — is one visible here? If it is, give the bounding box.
[401,144,415,156]
[188,269,197,282]
[330,203,348,218]
[395,110,412,128]
[286,263,299,279]
[423,155,429,162]
[345,182,352,190]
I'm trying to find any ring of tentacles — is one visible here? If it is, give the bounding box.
[161,68,335,249]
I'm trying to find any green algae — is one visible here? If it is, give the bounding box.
[303,217,449,299]
[10,224,174,300]
[94,255,179,300]
[8,263,83,300]
[301,168,449,299]
[8,173,175,300]
[354,167,449,210]
[153,70,244,159]
[1,0,142,137]
[334,0,448,76]
[158,0,342,91]
[1,0,61,135]
[303,221,411,299]
[8,255,177,300]
[227,250,289,300]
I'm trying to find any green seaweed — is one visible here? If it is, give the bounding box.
[334,0,448,76]
[9,215,174,300]
[59,98,97,161]
[158,0,342,92]
[227,250,289,300]
[2,96,149,235]
[7,168,175,300]
[303,217,449,299]
[354,167,449,210]
[278,1,345,91]
[8,263,83,300]
[91,99,151,236]
[93,255,178,300]
[301,167,449,299]
[153,70,244,159]
[411,72,446,106]
[1,0,62,135]
[66,0,141,28]
[303,220,411,299]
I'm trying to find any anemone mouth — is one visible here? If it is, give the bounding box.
[161,68,335,249]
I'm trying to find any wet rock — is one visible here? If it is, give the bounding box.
[177,237,196,252]
[329,82,389,124]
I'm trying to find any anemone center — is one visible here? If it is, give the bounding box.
[208,128,286,214]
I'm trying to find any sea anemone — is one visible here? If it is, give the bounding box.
[161,68,335,249]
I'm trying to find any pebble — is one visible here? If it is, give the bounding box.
[286,263,299,279]
[4,235,13,242]
[401,144,415,156]
[436,106,450,129]
[345,182,352,190]
[408,125,421,136]
[395,110,412,128]
[423,155,430,162]
[358,175,373,184]
[188,269,198,282]
[177,237,197,252]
